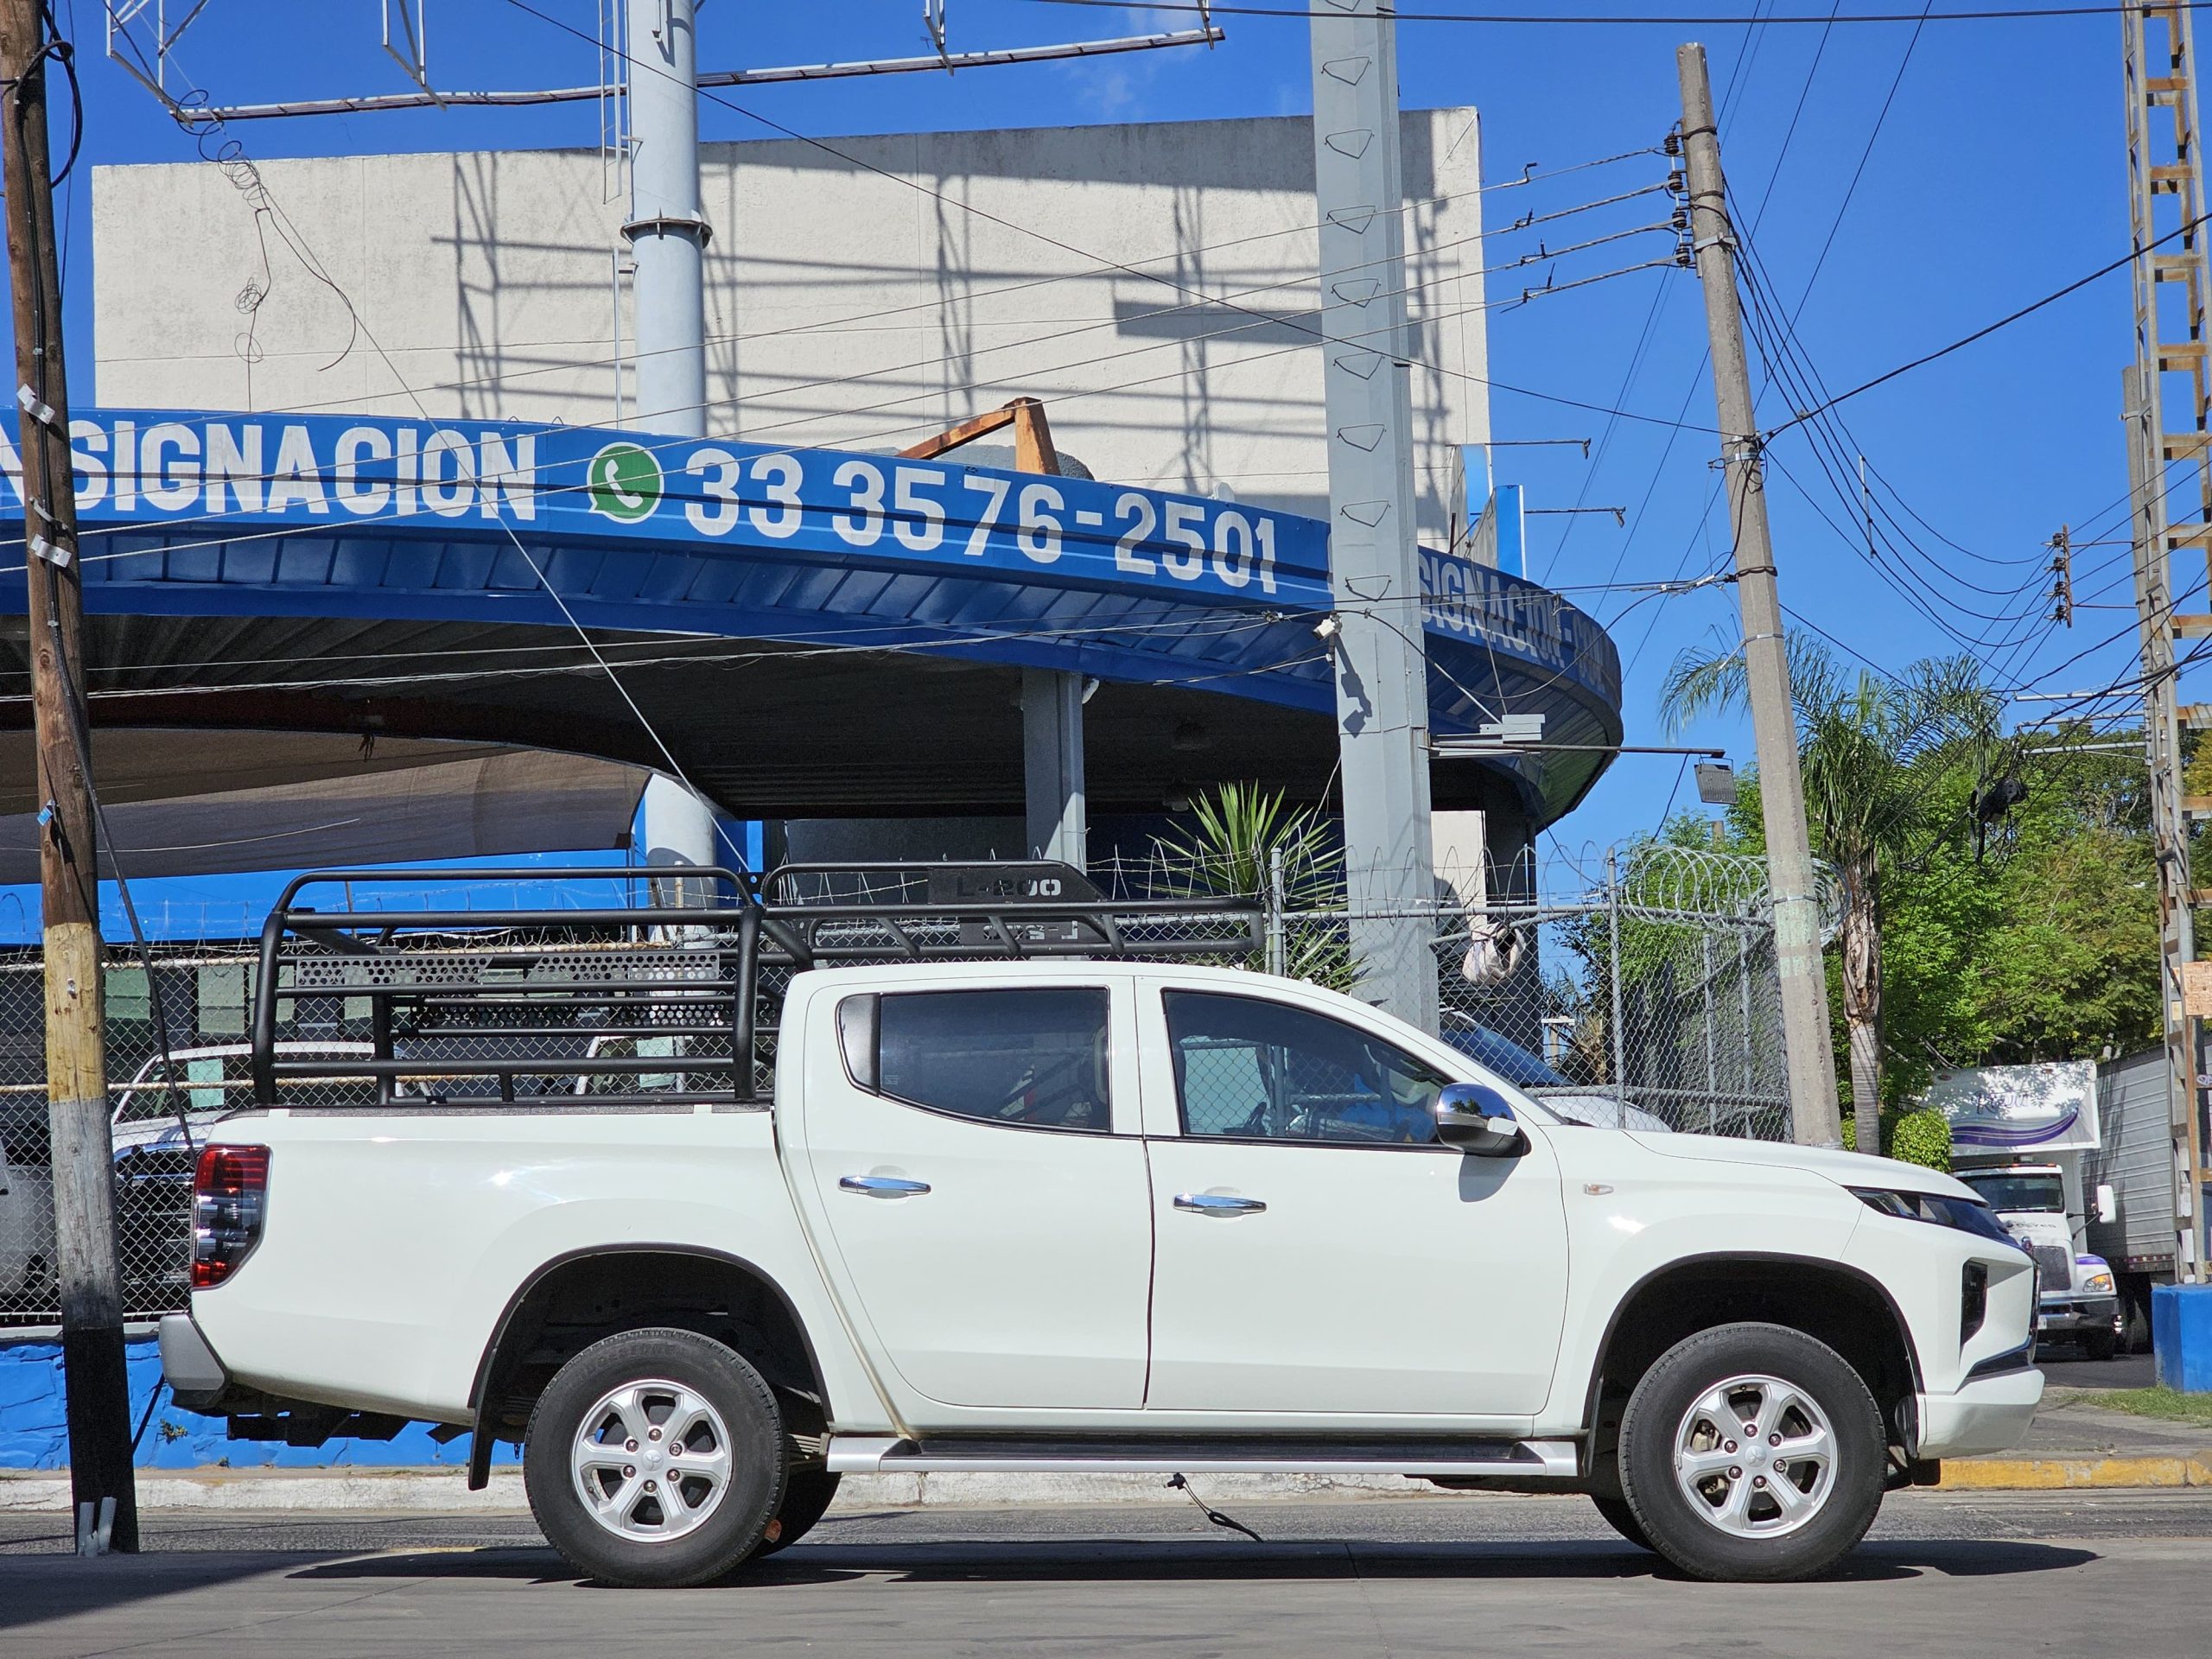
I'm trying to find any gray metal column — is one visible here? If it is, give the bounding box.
[625,0,708,436]
[1309,2,1438,1032]
[625,2,721,879]
[1022,668,1087,868]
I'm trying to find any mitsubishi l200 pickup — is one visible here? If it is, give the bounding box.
[158,864,2041,1586]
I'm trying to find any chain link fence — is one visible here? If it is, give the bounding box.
[0,845,1795,1328]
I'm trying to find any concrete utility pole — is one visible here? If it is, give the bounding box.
[1675,44,1843,1148]
[623,0,722,880]
[624,0,708,435]
[1,0,139,1550]
[1308,0,1439,1033]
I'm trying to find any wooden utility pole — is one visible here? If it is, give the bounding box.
[1676,44,1844,1149]
[2,0,138,1549]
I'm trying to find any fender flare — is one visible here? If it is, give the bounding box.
[1576,1249,1926,1447]
[465,1241,830,1490]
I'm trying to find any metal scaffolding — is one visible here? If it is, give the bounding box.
[2122,0,2212,1283]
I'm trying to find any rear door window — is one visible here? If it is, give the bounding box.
[842,988,1112,1134]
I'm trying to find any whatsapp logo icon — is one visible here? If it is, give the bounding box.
[585,441,663,523]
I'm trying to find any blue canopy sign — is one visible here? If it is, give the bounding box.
[3,410,1330,612]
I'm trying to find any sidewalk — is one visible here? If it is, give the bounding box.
[5,1388,2208,1513]
[1940,1391,2212,1490]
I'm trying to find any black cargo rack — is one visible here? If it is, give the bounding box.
[249,862,1260,1110]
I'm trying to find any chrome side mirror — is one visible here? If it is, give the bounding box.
[1434,1083,1526,1158]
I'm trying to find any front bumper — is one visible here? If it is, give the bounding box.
[2037,1294,2118,1334]
[1917,1365,2044,1459]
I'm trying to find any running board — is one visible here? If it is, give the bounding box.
[824,1434,1580,1479]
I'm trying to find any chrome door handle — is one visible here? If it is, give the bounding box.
[840,1174,931,1198]
[1173,1192,1266,1215]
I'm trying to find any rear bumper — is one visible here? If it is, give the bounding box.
[158,1313,231,1410]
[1916,1365,2044,1459]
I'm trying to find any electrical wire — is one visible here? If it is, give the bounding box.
[1030,0,2212,22]
[500,0,1716,440]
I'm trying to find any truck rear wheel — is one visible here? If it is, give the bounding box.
[1618,1322,1885,1583]
[754,1469,841,1556]
[524,1326,785,1587]
[2081,1325,2119,1362]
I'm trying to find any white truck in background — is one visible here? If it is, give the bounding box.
[1930,1060,2125,1359]
[160,866,2042,1588]
[2083,1048,2183,1352]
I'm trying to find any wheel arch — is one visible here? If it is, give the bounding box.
[1581,1251,1925,1472]
[467,1243,831,1490]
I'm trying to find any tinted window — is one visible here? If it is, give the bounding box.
[1165,990,1451,1145]
[868,988,1112,1133]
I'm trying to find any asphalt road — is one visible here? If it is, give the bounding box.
[3,1490,2211,1658]
[2037,1350,2158,1389]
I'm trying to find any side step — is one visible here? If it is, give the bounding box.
[825,1433,1580,1479]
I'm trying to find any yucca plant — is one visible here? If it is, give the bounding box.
[1152,783,1354,988]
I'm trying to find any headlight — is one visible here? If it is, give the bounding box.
[2078,1259,2115,1295]
[1849,1186,2023,1249]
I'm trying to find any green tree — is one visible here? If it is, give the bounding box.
[1705,732,2159,1112]
[1661,640,2001,1155]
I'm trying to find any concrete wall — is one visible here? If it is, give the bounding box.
[92,110,1488,544]
[0,1336,516,1471]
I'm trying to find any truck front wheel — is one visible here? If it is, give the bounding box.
[1617,1322,1885,1583]
[524,1326,785,1587]
[753,1469,841,1556]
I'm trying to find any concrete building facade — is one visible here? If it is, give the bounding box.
[92,110,1491,552]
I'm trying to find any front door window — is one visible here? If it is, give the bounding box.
[1164,988,1449,1145]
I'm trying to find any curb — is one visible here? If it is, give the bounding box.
[0,1468,1441,1515]
[1938,1454,2212,1491]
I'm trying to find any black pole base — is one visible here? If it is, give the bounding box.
[60,1322,141,1554]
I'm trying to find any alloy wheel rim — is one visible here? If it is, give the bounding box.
[569,1378,734,1544]
[1670,1371,1837,1540]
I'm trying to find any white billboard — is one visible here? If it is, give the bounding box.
[1925,1059,2101,1158]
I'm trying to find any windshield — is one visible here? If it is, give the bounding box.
[1957,1172,2065,1214]
[1439,1020,1573,1089]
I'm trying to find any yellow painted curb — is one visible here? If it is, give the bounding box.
[1939,1454,2212,1491]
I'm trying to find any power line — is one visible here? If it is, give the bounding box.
[1031,0,2212,23]
[500,0,1716,439]
[1767,209,2212,437]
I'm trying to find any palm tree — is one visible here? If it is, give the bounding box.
[1660,639,2000,1154]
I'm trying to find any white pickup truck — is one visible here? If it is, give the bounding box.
[159,866,2042,1586]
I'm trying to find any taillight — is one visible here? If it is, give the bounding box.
[192,1144,270,1289]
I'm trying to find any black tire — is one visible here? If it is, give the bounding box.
[754,1469,841,1556]
[1618,1322,1885,1583]
[2121,1283,2154,1356]
[524,1327,785,1587]
[2082,1325,2119,1363]
[1589,1493,1655,1552]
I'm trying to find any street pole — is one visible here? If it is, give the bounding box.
[1676,43,1843,1148]
[624,0,708,436]
[1309,0,1439,1033]
[623,0,723,881]
[1,0,139,1550]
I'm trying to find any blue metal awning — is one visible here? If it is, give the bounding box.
[3,409,1623,824]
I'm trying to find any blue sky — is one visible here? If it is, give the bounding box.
[4,1,2154,918]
